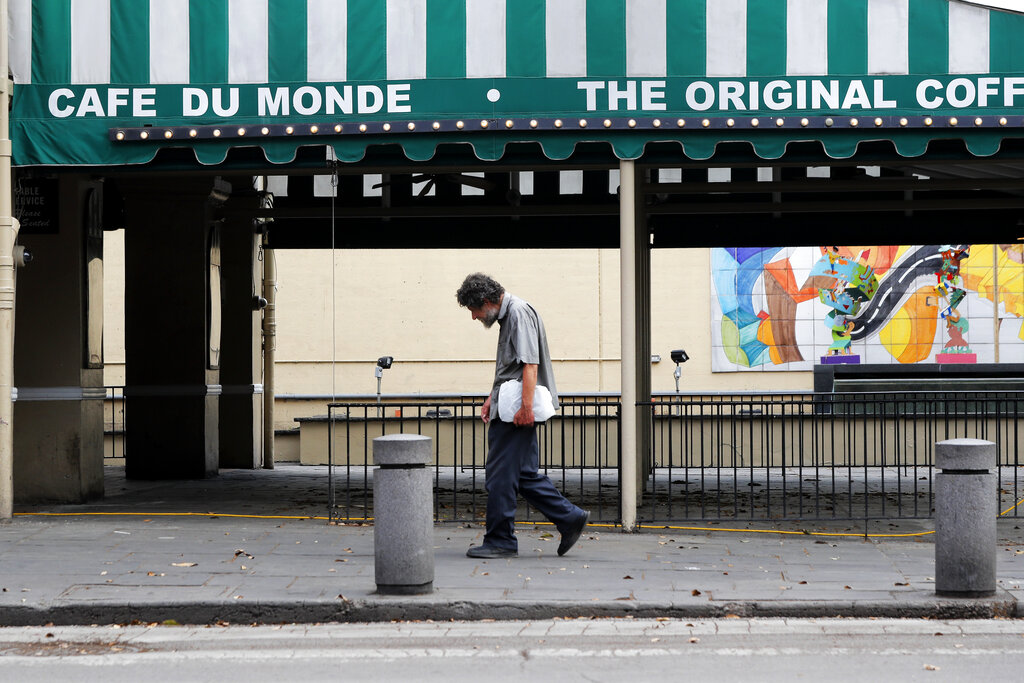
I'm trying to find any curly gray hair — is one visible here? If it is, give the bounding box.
[456,273,504,308]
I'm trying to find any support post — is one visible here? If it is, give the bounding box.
[635,172,652,492]
[217,186,263,469]
[993,246,1000,363]
[0,0,18,519]
[620,160,637,532]
[262,244,276,469]
[14,177,105,503]
[121,176,229,479]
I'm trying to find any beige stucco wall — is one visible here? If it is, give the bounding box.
[102,231,814,410]
[103,230,126,387]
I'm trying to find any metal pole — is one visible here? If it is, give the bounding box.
[0,0,18,519]
[993,244,1000,363]
[261,243,276,469]
[376,372,383,418]
[619,160,637,532]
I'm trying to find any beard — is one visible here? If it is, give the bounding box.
[479,309,499,328]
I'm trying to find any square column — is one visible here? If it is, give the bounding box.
[120,177,230,479]
[218,188,264,468]
[619,162,653,531]
[13,176,104,502]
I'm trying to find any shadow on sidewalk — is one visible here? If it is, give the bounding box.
[19,465,1024,546]
[17,465,333,518]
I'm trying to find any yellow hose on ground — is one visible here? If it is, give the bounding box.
[13,493,1023,539]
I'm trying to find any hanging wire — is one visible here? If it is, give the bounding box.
[328,162,339,521]
[331,166,338,404]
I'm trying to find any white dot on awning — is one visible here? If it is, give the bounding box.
[486,89,501,103]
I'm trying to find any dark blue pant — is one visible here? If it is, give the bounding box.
[483,420,584,551]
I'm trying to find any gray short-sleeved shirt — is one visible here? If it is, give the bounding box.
[490,293,559,409]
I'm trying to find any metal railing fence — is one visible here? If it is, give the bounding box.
[103,386,126,464]
[98,387,1024,525]
[642,391,1024,523]
[325,396,621,524]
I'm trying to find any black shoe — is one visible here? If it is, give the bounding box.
[466,545,518,559]
[558,511,590,556]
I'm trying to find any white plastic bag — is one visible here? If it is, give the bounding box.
[497,379,557,423]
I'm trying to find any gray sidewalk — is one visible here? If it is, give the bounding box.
[1,466,1023,625]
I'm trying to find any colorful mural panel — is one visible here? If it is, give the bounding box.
[711,244,1024,372]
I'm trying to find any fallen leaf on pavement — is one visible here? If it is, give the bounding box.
[691,589,701,596]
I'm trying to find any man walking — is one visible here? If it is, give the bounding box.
[456,273,589,559]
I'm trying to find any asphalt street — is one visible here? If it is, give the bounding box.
[2,619,1023,682]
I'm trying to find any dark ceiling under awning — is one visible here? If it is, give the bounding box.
[125,137,1021,251]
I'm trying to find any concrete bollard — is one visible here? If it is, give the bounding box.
[934,438,997,597]
[373,434,434,595]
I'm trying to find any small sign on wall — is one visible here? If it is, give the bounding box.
[14,178,59,234]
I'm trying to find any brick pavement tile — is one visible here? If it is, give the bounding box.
[56,583,234,602]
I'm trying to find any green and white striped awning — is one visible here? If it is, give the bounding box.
[9,0,1024,167]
